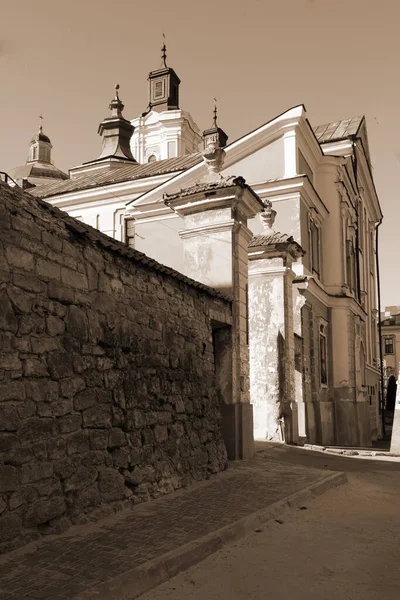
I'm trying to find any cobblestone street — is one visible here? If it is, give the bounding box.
[0,445,338,599]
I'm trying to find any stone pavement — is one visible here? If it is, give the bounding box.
[0,445,346,600]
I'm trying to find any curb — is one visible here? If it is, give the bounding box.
[303,444,400,458]
[77,471,347,600]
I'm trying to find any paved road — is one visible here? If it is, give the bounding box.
[139,445,400,600]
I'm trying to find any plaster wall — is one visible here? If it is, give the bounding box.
[249,260,285,441]
[221,138,285,184]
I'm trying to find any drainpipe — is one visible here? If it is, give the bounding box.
[375,219,386,438]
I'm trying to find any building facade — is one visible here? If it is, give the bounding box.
[380,306,400,410]
[11,46,383,448]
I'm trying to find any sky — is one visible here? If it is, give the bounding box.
[1,0,399,307]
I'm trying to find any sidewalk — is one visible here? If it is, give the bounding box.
[0,445,346,600]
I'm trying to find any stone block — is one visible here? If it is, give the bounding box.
[73,388,96,411]
[0,290,18,333]
[7,286,34,314]
[89,429,109,450]
[0,406,20,431]
[64,465,97,492]
[154,425,169,443]
[13,272,46,294]
[6,246,35,271]
[98,468,126,502]
[42,231,63,252]
[82,405,112,429]
[47,351,74,379]
[21,461,53,484]
[51,399,73,417]
[108,428,127,448]
[0,513,22,542]
[58,413,82,434]
[0,465,20,492]
[47,438,66,460]
[31,337,60,354]
[9,486,38,510]
[66,306,88,341]
[47,281,75,304]
[37,477,62,497]
[61,267,88,290]
[0,432,17,452]
[25,379,58,403]
[73,483,101,512]
[36,258,61,281]
[23,358,49,377]
[59,376,86,399]
[24,496,66,527]
[0,352,21,371]
[18,417,57,443]
[67,430,90,455]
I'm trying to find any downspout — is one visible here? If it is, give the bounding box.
[376,219,386,437]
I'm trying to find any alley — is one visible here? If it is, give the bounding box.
[139,445,400,600]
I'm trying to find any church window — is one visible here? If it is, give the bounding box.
[309,218,320,276]
[319,321,328,386]
[154,81,163,98]
[384,337,394,355]
[147,154,157,163]
[32,147,37,160]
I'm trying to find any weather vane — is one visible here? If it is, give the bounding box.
[39,114,43,132]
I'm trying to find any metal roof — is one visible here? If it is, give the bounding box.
[313,116,364,144]
[30,153,202,199]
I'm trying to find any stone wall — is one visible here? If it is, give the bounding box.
[0,182,231,552]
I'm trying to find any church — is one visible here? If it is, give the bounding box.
[10,43,383,452]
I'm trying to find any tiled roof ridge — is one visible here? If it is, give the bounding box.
[0,181,231,303]
[30,153,203,199]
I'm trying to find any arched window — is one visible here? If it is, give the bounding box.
[360,342,366,387]
[147,154,157,163]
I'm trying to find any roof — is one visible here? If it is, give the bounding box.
[313,116,364,144]
[0,181,230,303]
[8,161,69,183]
[163,175,253,201]
[249,231,304,257]
[31,153,202,199]
[249,232,295,247]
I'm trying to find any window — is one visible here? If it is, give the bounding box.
[319,322,328,386]
[154,81,163,98]
[384,337,394,355]
[147,154,157,163]
[309,218,320,276]
[32,147,37,160]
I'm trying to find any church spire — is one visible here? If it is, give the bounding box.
[96,85,136,162]
[202,98,228,151]
[148,38,180,112]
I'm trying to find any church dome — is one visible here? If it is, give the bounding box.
[30,131,51,144]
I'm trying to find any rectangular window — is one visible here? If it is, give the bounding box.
[309,218,320,276]
[319,322,328,386]
[384,337,394,354]
[154,81,163,98]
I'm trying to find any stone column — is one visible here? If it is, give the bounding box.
[248,201,304,443]
[165,176,262,459]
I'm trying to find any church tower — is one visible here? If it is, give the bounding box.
[9,119,69,188]
[148,40,180,112]
[69,85,137,179]
[130,40,202,163]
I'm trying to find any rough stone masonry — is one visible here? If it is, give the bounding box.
[0,182,231,553]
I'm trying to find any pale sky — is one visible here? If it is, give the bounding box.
[1,0,399,307]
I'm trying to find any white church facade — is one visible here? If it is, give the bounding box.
[11,44,383,451]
